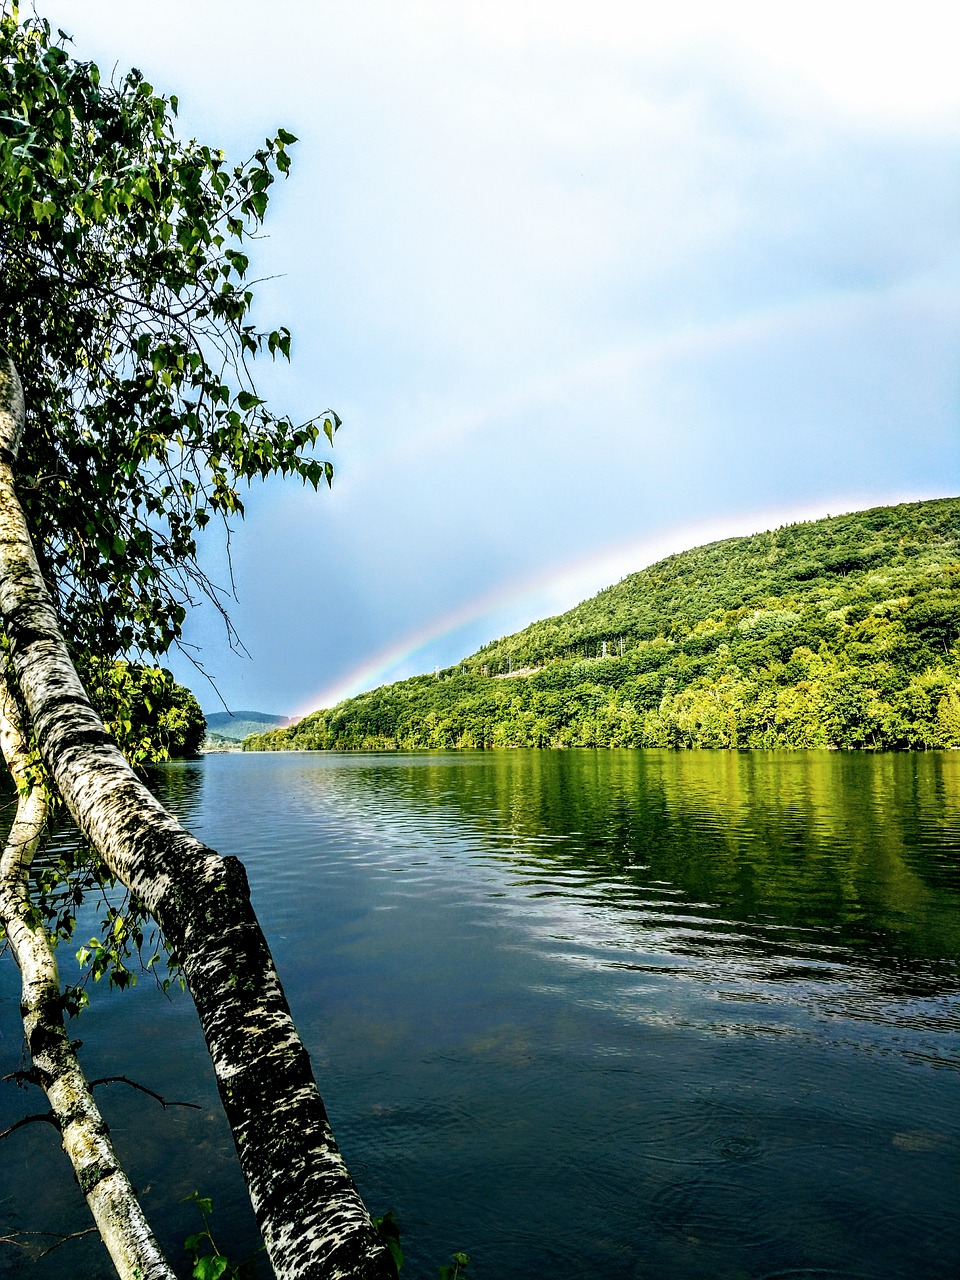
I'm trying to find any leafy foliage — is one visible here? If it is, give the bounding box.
[368,1210,470,1280]
[74,892,175,999]
[246,498,960,753]
[85,660,206,762]
[0,2,338,668]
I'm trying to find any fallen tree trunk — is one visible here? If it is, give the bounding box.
[0,355,393,1280]
[0,666,177,1280]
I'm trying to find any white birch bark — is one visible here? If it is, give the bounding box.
[0,667,177,1280]
[0,355,394,1280]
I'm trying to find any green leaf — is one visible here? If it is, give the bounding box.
[193,1255,230,1280]
[371,1211,404,1275]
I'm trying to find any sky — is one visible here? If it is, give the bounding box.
[44,1,960,718]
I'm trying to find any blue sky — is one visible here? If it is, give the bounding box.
[50,1,960,716]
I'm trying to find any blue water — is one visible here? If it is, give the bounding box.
[2,749,959,1278]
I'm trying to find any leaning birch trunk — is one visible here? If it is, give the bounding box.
[0,667,177,1280]
[0,356,393,1280]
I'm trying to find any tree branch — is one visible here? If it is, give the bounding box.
[37,1226,100,1257]
[0,1111,58,1141]
[0,1225,99,1257]
[89,1075,202,1111]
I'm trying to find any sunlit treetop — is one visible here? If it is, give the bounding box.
[0,1,338,664]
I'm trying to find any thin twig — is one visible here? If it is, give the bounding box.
[0,1112,58,1141]
[2,1067,41,1087]
[0,1230,43,1254]
[38,1226,99,1256]
[89,1075,202,1110]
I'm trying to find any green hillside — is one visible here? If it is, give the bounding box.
[246,498,960,753]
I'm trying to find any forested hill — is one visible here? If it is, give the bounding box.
[246,498,960,752]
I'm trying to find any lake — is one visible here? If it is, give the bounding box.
[2,749,960,1279]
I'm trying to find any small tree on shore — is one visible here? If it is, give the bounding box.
[0,5,391,1276]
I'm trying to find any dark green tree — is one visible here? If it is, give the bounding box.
[246,499,960,754]
[86,660,207,762]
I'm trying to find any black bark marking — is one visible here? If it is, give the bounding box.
[26,1022,63,1063]
[76,1159,120,1197]
[37,725,116,754]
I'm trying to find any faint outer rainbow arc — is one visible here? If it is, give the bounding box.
[354,276,957,479]
[289,490,926,720]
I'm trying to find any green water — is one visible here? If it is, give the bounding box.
[2,749,959,1278]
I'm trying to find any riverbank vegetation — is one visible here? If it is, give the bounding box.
[246,497,960,752]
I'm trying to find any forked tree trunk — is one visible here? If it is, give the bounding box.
[0,668,177,1280]
[0,356,394,1280]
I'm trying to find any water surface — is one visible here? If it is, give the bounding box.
[2,750,959,1278]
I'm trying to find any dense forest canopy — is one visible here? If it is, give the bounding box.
[246,497,960,753]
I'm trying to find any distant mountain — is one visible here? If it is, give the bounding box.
[244,497,960,753]
[205,711,292,742]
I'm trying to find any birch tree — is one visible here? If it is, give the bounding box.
[0,6,392,1276]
